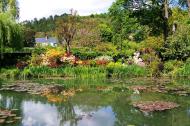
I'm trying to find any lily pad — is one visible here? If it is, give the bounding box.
[0,119,5,124]
[133,101,179,112]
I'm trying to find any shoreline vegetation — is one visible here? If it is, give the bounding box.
[0,62,189,80]
[0,0,190,92]
[0,65,148,79]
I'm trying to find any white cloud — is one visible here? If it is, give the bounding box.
[18,0,115,21]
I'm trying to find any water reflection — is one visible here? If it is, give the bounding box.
[0,91,190,126]
[22,101,60,126]
[73,106,115,126]
[0,91,116,126]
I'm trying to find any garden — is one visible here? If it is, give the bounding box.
[0,0,190,126]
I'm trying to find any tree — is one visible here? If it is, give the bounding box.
[109,0,145,49]
[109,0,173,42]
[0,0,19,19]
[0,14,23,59]
[179,0,190,16]
[161,25,190,61]
[56,9,78,54]
[23,27,35,47]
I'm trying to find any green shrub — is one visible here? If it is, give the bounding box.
[107,62,149,78]
[20,68,32,79]
[32,46,47,55]
[123,40,140,50]
[141,36,164,51]
[72,48,101,60]
[164,60,183,74]
[161,25,190,61]
[175,63,190,77]
[99,24,113,42]
[186,58,190,64]
[121,49,135,57]
[150,61,162,77]
[95,43,118,57]
[0,68,20,78]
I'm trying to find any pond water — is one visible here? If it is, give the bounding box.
[0,78,190,126]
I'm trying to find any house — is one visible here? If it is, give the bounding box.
[35,36,58,46]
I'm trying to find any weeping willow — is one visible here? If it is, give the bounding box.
[0,13,23,59]
[0,0,19,19]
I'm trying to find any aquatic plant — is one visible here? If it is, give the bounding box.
[133,101,179,112]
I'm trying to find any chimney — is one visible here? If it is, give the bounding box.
[45,35,49,41]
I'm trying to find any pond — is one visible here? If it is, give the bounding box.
[0,78,190,126]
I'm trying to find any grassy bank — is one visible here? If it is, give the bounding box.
[0,65,149,79]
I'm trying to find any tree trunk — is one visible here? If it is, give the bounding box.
[163,18,168,42]
[163,0,169,43]
[66,41,71,54]
[187,0,190,17]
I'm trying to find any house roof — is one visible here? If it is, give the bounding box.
[35,37,57,43]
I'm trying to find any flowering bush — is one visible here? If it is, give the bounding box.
[31,54,43,66]
[95,56,113,62]
[96,60,109,66]
[46,48,63,59]
[79,60,90,66]
[41,48,64,67]
[60,53,77,65]
[95,56,113,66]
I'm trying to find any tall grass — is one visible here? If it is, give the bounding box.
[0,68,20,79]
[29,66,107,78]
[107,64,149,78]
[1,65,149,79]
[175,63,190,78]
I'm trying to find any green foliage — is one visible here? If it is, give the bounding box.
[164,60,183,74]
[22,27,35,47]
[20,66,107,79]
[0,68,20,78]
[162,25,190,60]
[99,23,113,42]
[0,0,19,19]
[121,40,141,57]
[0,13,23,55]
[20,68,32,79]
[107,62,149,78]
[123,40,140,50]
[95,42,118,57]
[109,0,141,40]
[109,0,161,43]
[32,46,47,55]
[141,36,164,51]
[175,59,190,77]
[169,8,188,25]
[72,48,101,60]
[1,64,150,79]
[175,63,190,77]
[30,46,48,66]
[149,61,162,77]
[140,50,164,77]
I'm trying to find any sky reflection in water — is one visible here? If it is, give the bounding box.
[1,89,190,126]
[21,100,115,126]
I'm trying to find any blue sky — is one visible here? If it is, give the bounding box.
[18,0,115,21]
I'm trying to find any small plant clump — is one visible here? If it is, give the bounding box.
[133,101,179,112]
[0,109,21,125]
